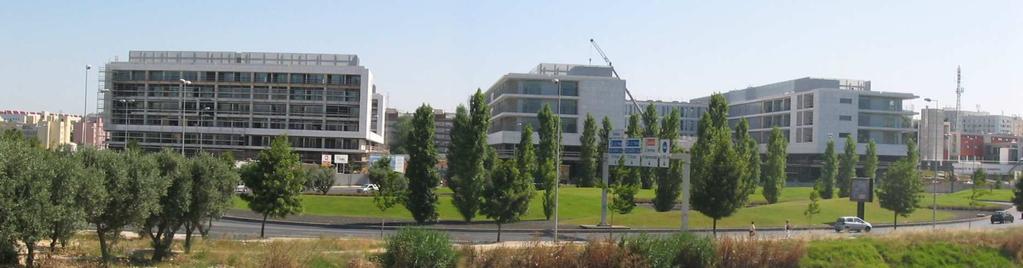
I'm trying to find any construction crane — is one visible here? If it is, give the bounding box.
[590,38,644,113]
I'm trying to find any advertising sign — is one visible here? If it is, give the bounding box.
[850,178,873,202]
[333,154,348,164]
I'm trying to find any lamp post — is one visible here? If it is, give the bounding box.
[552,78,562,243]
[924,98,939,229]
[84,65,92,119]
[179,79,192,155]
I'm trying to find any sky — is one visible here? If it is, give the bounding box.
[0,0,1020,116]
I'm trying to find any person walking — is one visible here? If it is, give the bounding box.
[785,219,793,238]
[749,221,757,238]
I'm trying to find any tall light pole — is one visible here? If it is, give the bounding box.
[552,78,562,243]
[179,79,192,155]
[84,65,92,119]
[925,98,939,228]
[200,106,211,152]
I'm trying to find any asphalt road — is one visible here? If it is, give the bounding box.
[209,207,1023,243]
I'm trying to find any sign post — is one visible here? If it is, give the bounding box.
[594,133,691,231]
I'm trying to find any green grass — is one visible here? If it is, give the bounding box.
[801,237,1016,268]
[234,186,959,228]
[921,189,1013,211]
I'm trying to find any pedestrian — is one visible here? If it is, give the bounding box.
[785,219,792,238]
[749,221,757,238]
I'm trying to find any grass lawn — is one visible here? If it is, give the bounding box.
[234,186,959,228]
[921,189,1013,211]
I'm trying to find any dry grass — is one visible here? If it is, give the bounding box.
[460,240,646,268]
[715,237,805,268]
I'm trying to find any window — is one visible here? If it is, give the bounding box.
[839,133,850,138]
[839,115,852,121]
[840,98,853,104]
[796,128,813,143]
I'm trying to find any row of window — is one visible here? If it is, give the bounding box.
[109,131,363,150]
[114,83,361,102]
[112,70,362,85]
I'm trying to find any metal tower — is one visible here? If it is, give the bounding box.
[953,66,963,161]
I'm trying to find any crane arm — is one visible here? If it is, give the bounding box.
[590,38,644,113]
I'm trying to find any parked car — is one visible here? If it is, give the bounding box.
[991,211,1015,224]
[234,184,249,194]
[834,216,872,233]
[357,184,379,193]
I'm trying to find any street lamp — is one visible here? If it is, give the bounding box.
[552,78,562,243]
[200,106,212,152]
[179,79,192,155]
[924,98,939,229]
[84,65,92,118]
[118,99,135,125]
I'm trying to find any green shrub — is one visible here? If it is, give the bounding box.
[0,239,16,266]
[620,233,715,268]
[801,239,887,268]
[380,228,457,268]
[879,242,1013,267]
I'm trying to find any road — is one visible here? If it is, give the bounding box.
[210,208,1023,242]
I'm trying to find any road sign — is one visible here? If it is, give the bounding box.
[624,155,641,166]
[321,154,332,164]
[641,157,659,167]
[659,139,671,155]
[642,138,659,156]
[659,158,670,168]
[625,138,642,154]
[609,138,624,149]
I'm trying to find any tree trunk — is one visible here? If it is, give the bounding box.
[203,216,213,238]
[97,230,111,264]
[713,219,718,237]
[49,234,58,254]
[893,213,898,230]
[184,222,194,254]
[260,214,268,238]
[25,240,35,268]
[380,217,385,238]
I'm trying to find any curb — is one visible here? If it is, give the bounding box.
[221,213,991,234]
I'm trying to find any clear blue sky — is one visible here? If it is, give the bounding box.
[1,0,1020,115]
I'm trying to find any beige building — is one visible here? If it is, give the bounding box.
[1,110,81,149]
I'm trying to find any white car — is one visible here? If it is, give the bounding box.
[234,184,250,194]
[834,216,872,233]
[357,184,379,193]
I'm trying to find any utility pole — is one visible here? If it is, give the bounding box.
[954,66,963,162]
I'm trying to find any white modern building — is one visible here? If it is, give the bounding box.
[102,51,385,163]
[627,100,707,138]
[484,63,627,163]
[692,77,917,180]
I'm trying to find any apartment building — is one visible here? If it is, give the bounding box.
[0,110,81,149]
[691,77,917,180]
[102,51,385,163]
[384,108,455,155]
[484,63,627,174]
[72,114,107,148]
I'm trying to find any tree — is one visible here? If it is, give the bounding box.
[690,94,752,235]
[0,139,54,267]
[864,140,879,181]
[369,156,408,235]
[653,108,682,212]
[1013,177,1023,216]
[515,125,537,187]
[763,127,788,204]
[81,148,165,263]
[240,135,305,238]
[45,148,91,253]
[734,118,760,199]
[145,150,193,262]
[307,165,335,195]
[876,139,922,230]
[819,139,838,199]
[838,136,859,198]
[405,104,442,224]
[805,187,822,225]
[597,116,613,175]
[183,152,239,253]
[626,113,642,138]
[447,90,490,223]
[536,104,561,220]
[610,157,639,215]
[481,159,534,241]
[388,114,413,154]
[970,168,989,210]
[639,104,661,189]
[577,114,598,187]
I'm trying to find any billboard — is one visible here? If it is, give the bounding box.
[850,177,873,202]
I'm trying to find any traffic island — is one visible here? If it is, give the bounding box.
[578,224,631,230]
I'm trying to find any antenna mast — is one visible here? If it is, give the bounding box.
[954,66,964,161]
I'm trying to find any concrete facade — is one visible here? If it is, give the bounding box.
[0,110,81,149]
[102,51,385,163]
[72,114,106,148]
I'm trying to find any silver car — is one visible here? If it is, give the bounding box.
[834,216,872,233]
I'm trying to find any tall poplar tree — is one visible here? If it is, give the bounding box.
[763,127,788,204]
[838,135,859,198]
[577,114,598,187]
[653,108,681,212]
[819,139,838,199]
[448,90,490,222]
[405,104,442,224]
[516,125,537,185]
[597,116,613,176]
[864,140,879,181]
[734,118,759,198]
[639,104,661,189]
[536,104,560,220]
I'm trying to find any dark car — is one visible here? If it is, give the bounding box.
[991,211,1015,224]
